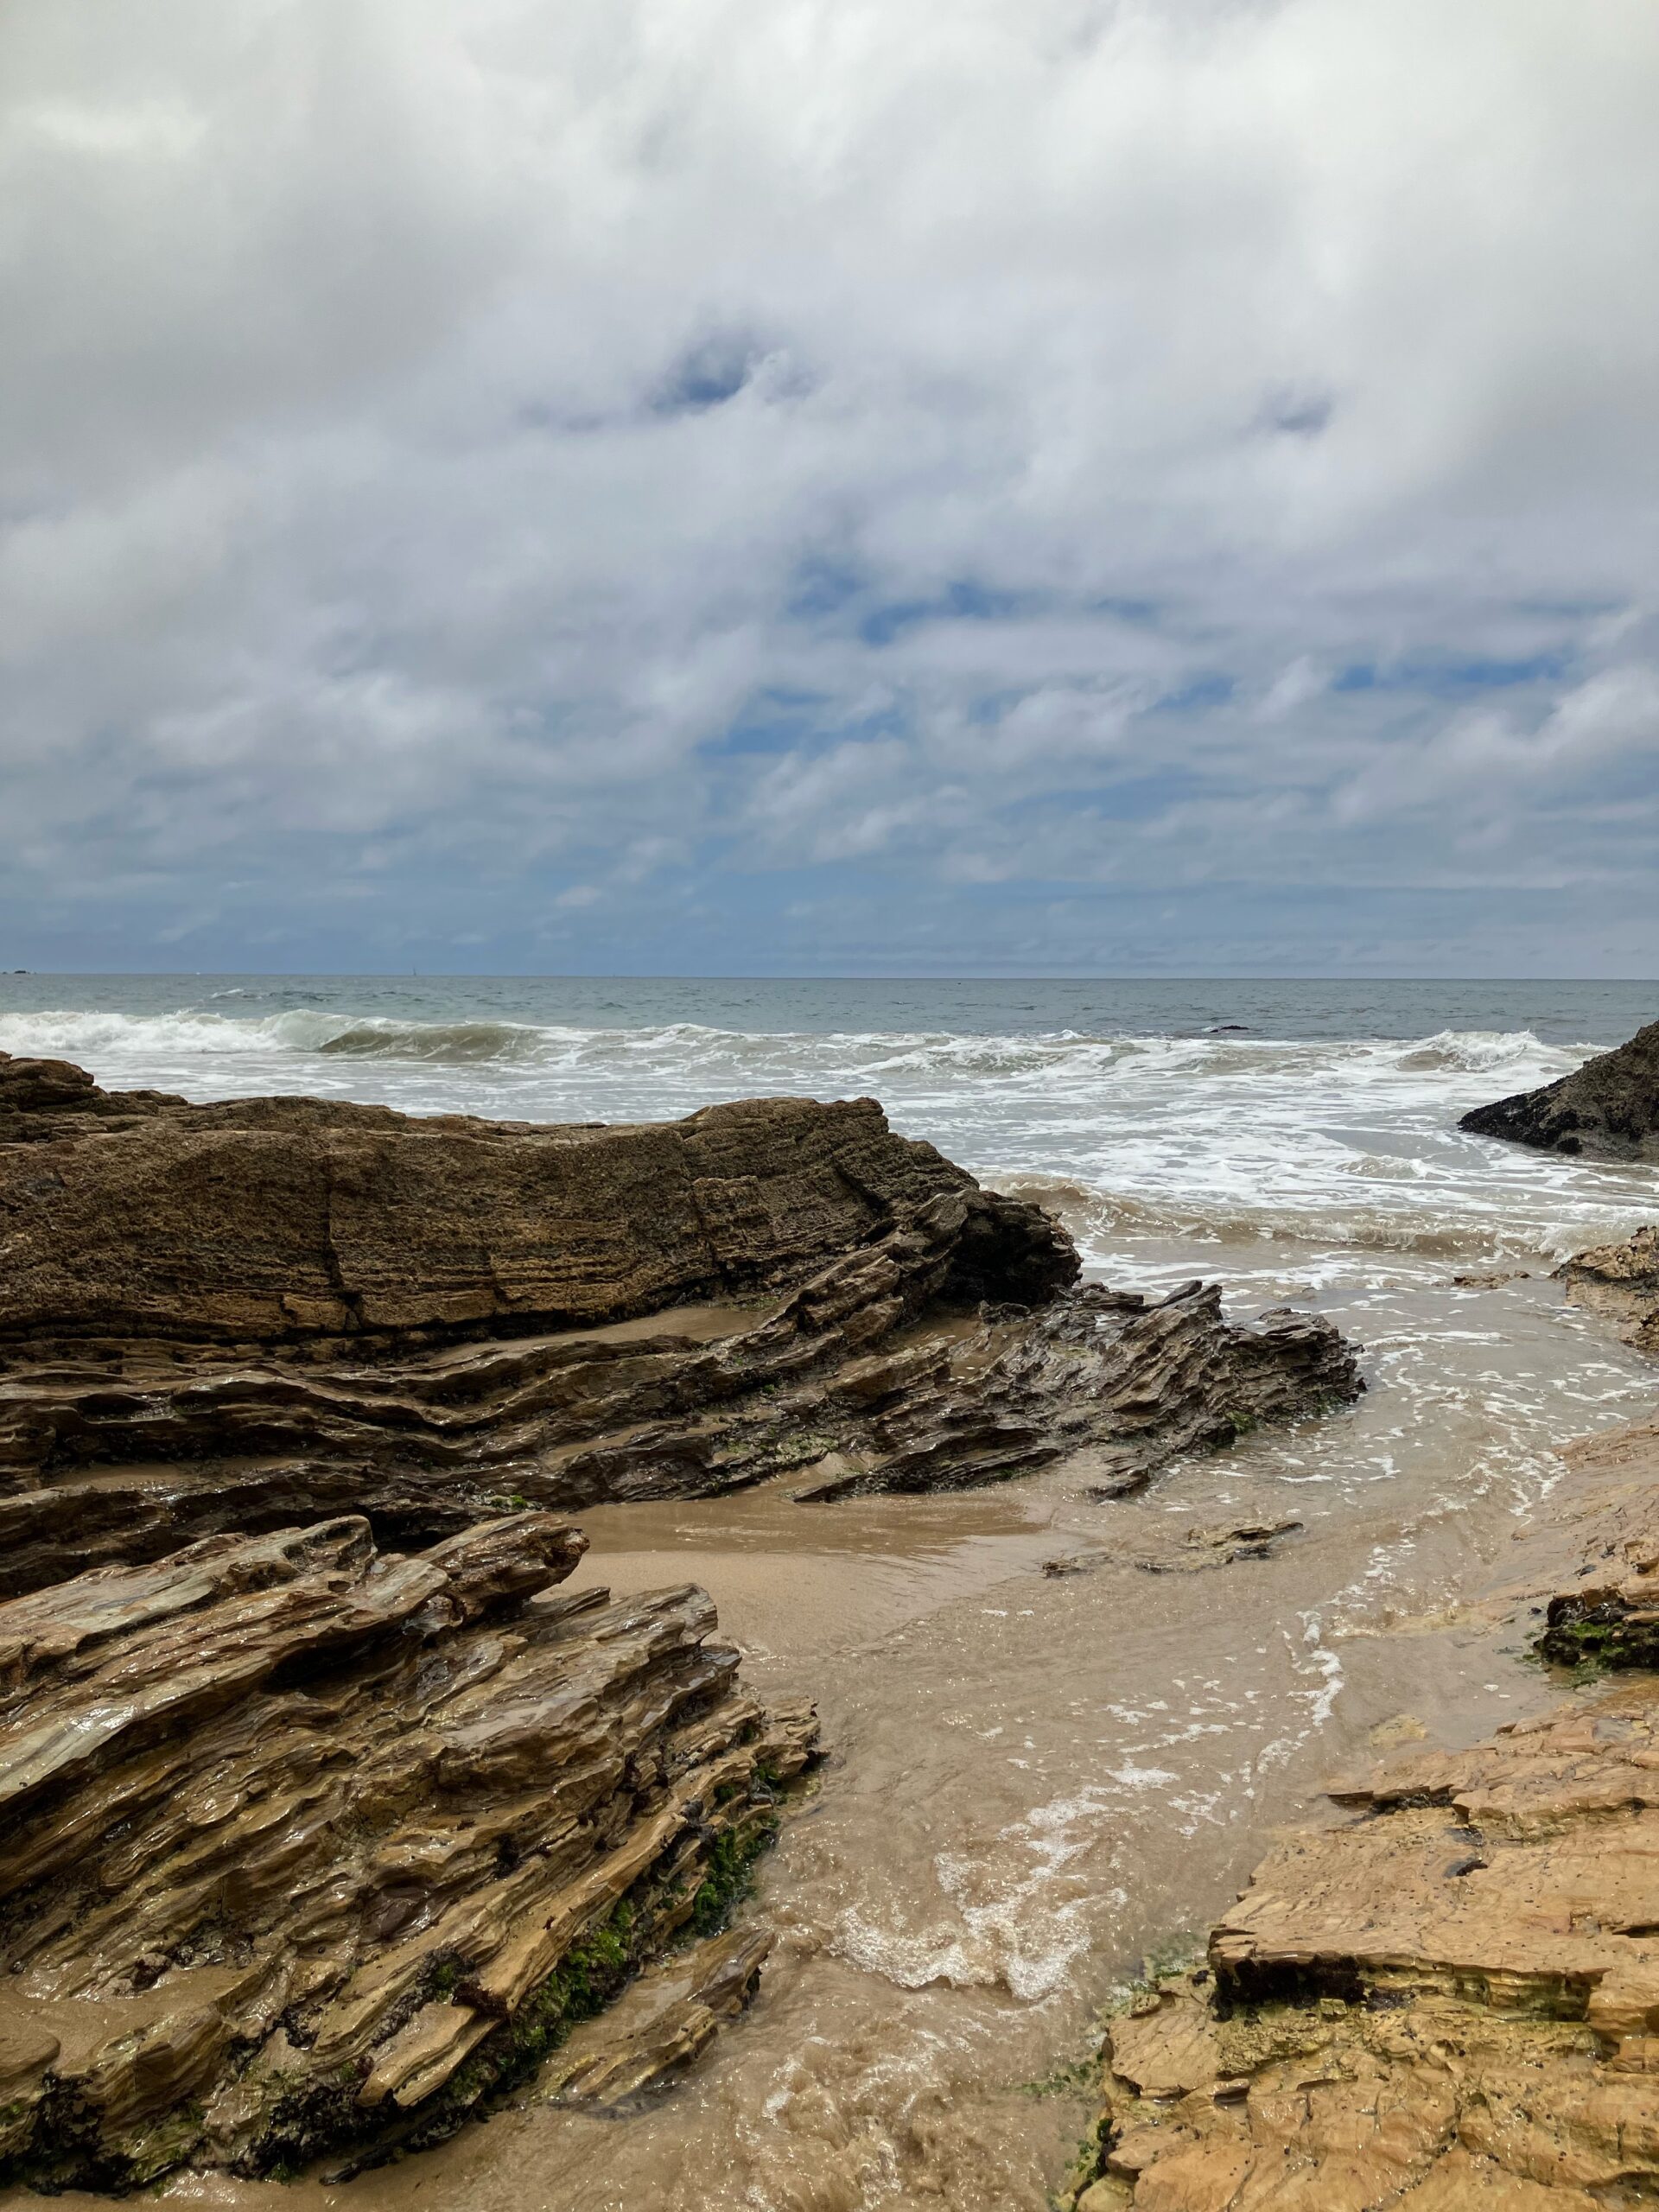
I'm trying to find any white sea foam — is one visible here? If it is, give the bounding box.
[2,1006,1651,1278]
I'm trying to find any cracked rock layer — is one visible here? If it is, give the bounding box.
[0,1055,1359,1595]
[0,1511,816,2190]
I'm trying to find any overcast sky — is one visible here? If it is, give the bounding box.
[3,0,1658,975]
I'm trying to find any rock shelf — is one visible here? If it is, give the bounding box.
[0,1511,816,2190]
[1070,1449,1659,2208]
[0,1050,1368,2193]
[1557,1224,1659,1358]
[0,1055,1360,1594]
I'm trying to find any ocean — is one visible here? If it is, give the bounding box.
[1,973,1654,1276]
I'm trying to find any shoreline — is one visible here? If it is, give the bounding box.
[1074,1412,1659,2207]
[12,1383,1656,2212]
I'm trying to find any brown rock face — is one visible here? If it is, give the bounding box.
[1557,1224,1659,1353]
[1077,1501,1659,2209]
[0,1511,817,2190]
[0,1053,1071,1349]
[1460,1020,1659,1159]
[0,1058,1360,1595]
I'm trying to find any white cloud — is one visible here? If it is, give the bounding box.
[1,0,1657,967]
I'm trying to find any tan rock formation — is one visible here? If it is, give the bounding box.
[1072,1509,1659,2206]
[0,1054,1367,2191]
[0,1057,1360,1594]
[0,1053,1072,1350]
[0,1512,816,2190]
[1557,1224,1659,1356]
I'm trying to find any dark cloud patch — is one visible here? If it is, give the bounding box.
[1257,385,1336,437]
[650,332,766,415]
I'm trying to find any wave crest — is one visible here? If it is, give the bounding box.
[0,1007,1588,1084]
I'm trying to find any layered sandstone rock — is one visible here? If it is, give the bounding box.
[0,1511,816,2190]
[0,1052,1071,1351]
[1534,1460,1659,1670]
[1557,1224,1659,1356]
[0,1057,1360,1594]
[1460,1020,1659,1159]
[0,1058,1370,2193]
[1071,1535,1659,2207]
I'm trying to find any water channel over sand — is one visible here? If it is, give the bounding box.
[10,978,1659,2209]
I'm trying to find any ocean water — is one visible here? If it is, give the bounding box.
[1,974,1654,1274]
[9,969,1657,1645]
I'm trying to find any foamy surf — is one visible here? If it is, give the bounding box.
[0,1004,1647,1277]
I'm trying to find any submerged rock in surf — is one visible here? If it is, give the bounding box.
[0,1052,1359,1593]
[1460,1017,1659,1160]
[1556,1224,1659,1356]
[0,1511,817,2189]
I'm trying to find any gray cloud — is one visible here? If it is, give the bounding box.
[2,0,1657,972]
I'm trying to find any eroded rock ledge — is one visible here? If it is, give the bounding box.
[0,1511,817,2191]
[1071,1470,1659,2209]
[1461,1019,1659,1160]
[0,1056,1361,1595]
[1557,1223,1659,1362]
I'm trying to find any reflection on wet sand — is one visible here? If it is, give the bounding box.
[565,1479,1076,1659]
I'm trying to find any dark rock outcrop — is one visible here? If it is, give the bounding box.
[0,1511,817,2190]
[784,1281,1358,1503]
[0,1057,1361,1595]
[1460,1020,1659,1159]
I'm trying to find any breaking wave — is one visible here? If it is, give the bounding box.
[0,1007,563,1065]
[992,1174,1578,1265]
[0,1007,1587,1087]
[0,1003,1649,1276]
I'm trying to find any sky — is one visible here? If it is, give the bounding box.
[3,0,1658,976]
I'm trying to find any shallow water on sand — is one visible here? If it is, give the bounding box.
[10,980,1659,2208]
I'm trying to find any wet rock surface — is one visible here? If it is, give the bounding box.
[1071,1470,1659,2209]
[0,1510,817,2190]
[0,1057,1358,1594]
[1557,1224,1659,1357]
[1460,1018,1659,1160]
[1533,1440,1659,1670]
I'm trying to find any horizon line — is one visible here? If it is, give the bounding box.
[3,971,1657,987]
